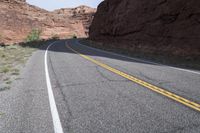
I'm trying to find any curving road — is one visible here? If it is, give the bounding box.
[0,39,200,133]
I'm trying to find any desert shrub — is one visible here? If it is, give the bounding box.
[72,34,77,39]
[51,34,60,40]
[1,67,10,73]
[0,34,3,42]
[0,34,5,47]
[26,29,41,42]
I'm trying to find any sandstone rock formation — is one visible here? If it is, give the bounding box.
[0,0,96,44]
[89,0,200,58]
[54,6,96,36]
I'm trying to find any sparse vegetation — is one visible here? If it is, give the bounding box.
[6,80,12,85]
[0,112,4,116]
[0,86,10,92]
[72,34,77,39]
[11,68,20,75]
[26,29,42,42]
[0,34,2,42]
[1,54,6,58]
[51,34,60,40]
[0,67,10,73]
[0,39,49,92]
[0,34,4,46]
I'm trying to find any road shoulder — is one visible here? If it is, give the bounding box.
[0,43,54,133]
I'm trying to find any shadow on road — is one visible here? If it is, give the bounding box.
[36,38,159,66]
[2,38,198,71]
[50,39,200,71]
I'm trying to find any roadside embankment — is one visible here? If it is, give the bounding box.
[79,39,200,71]
[0,40,54,91]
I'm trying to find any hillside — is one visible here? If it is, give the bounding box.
[89,0,200,59]
[0,0,96,44]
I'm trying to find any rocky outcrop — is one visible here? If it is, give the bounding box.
[89,0,200,58]
[0,0,96,44]
[54,6,96,36]
[2,0,26,3]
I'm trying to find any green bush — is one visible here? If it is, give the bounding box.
[26,29,41,42]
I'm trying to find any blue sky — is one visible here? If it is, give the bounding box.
[27,0,103,11]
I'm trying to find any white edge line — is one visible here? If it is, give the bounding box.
[76,40,200,75]
[45,41,64,133]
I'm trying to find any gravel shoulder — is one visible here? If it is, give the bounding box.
[0,40,56,133]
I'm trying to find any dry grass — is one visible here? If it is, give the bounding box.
[0,40,47,91]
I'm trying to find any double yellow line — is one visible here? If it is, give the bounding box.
[66,43,200,112]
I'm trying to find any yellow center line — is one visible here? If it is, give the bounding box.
[66,43,200,112]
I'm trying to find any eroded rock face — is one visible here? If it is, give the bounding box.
[0,1,95,44]
[2,0,25,2]
[54,6,96,36]
[89,0,200,57]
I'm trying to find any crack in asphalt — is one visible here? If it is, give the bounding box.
[138,71,159,83]
[59,80,130,88]
[96,61,171,87]
[138,71,173,86]
[169,123,200,133]
[95,66,129,82]
[96,66,113,81]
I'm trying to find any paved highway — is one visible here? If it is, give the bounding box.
[0,39,200,133]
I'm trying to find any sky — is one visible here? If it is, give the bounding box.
[27,0,103,11]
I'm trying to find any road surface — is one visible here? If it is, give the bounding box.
[0,39,200,133]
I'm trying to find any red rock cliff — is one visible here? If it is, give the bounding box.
[0,0,96,44]
[54,6,96,36]
[89,0,200,57]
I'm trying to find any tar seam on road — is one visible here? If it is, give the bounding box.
[66,42,200,112]
[45,41,64,133]
[76,40,200,75]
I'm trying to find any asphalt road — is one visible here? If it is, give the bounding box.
[0,40,200,133]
